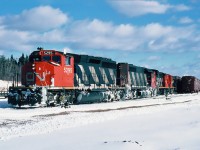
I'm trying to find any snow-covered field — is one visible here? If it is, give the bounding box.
[0,93,200,150]
[0,80,12,91]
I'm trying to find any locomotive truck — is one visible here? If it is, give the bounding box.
[8,48,175,107]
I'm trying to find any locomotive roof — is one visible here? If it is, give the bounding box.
[118,63,158,73]
[30,49,64,55]
[129,64,155,72]
[30,49,173,76]
[182,76,196,78]
[66,52,116,63]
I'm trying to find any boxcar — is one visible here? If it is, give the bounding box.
[181,76,200,93]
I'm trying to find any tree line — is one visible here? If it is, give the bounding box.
[0,54,29,81]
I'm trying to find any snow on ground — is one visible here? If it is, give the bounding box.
[0,80,12,91]
[0,80,21,92]
[0,93,200,150]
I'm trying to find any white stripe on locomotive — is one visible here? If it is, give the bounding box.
[89,66,99,84]
[108,68,116,85]
[145,74,148,86]
[136,72,140,87]
[78,65,88,84]
[99,67,109,84]
[132,72,137,86]
[140,72,144,86]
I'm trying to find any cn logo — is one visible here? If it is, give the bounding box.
[64,67,72,74]
[35,70,50,81]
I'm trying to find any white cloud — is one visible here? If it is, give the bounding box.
[0,6,70,55]
[0,27,34,52]
[63,47,73,53]
[1,6,68,31]
[0,4,199,57]
[108,0,171,17]
[64,19,141,51]
[40,29,67,43]
[63,20,199,52]
[179,17,193,24]
[142,23,173,38]
[114,24,135,37]
[108,0,190,17]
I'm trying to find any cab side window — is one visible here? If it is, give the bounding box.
[66,57,71,65]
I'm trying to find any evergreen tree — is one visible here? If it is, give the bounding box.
[0,53,28,81]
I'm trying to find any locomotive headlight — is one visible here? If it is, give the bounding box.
[32,64,35,70]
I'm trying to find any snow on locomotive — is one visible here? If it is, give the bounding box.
[7,48,174,107]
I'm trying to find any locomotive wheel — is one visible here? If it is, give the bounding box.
[17,95,22,108]
[18,101,22,108]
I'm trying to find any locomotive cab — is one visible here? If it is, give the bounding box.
[22,49,74,88]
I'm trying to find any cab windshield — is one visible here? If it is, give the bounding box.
[52,55,61,64]
[43,56,51,61]
[29,55,41,62]
[29,52,61,64]
[29,51,41,62]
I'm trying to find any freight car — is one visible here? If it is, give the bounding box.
[180,76,200,93]
[8,48,175,107]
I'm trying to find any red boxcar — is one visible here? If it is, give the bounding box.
[181,76,200,93]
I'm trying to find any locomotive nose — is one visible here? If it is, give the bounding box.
[21,62,35,86]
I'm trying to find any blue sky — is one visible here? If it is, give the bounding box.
[0,0,200,78]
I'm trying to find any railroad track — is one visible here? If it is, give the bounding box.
[34,98,198,117]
